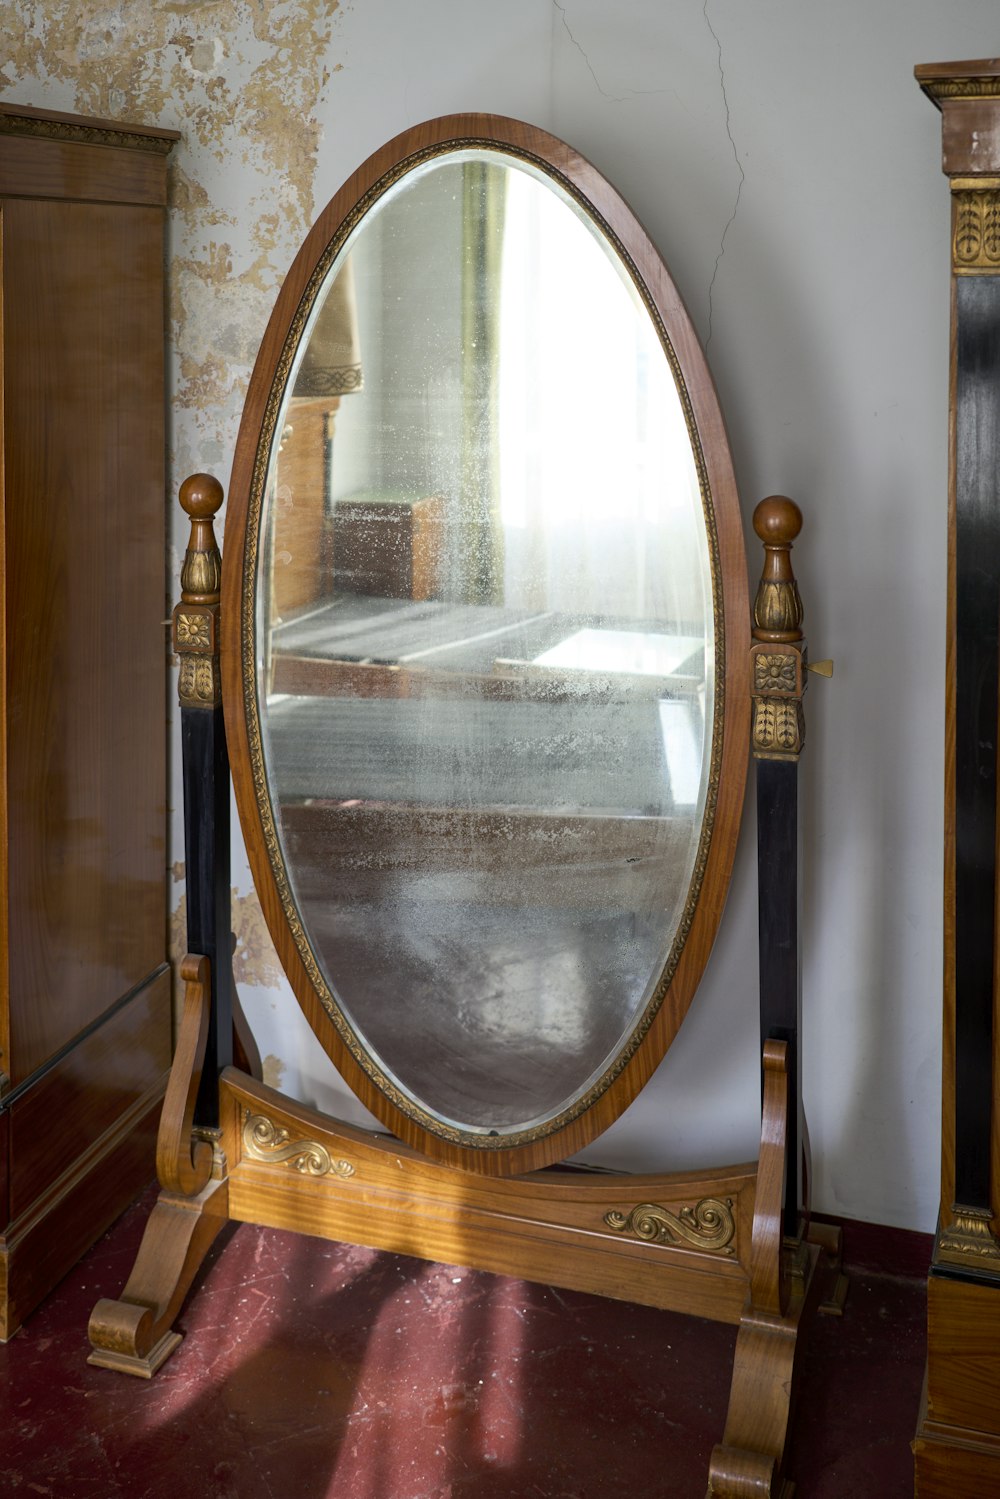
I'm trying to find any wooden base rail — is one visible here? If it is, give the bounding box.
[87,954,841,1496]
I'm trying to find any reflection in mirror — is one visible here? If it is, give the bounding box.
[256,149,715,1139]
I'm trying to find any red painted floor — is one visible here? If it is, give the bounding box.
[1,1193,926,1497]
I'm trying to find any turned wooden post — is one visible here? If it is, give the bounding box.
[751,497,811,1241]
[173,474,233,1129]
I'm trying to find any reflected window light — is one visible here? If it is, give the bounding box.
[658,699,702,808]
[497,166,707,623]
[533,628,703,677]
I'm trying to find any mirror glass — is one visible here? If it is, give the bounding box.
[254,148,716,1140]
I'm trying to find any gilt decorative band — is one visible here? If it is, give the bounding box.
[242,1111,356,1179]
[0,111,178,153]
[604,1196,736,1256]
[921,78,1000,101]
[937,1204,1000,1270]
[952,188,1000,273]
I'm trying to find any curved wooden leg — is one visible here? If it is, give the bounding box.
[88,954,232,1376]
[707,1305,801,1497]
[87,1177,229,1376]
[707,1041,809,1498]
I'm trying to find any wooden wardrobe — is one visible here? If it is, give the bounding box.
[915,59,1000,1496]
[0,104,177,1337]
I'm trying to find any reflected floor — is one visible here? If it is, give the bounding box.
[300,896,660,1132]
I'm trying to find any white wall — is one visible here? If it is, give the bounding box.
[5,0,994,1231]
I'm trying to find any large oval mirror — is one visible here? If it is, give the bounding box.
[224,117,749,1173]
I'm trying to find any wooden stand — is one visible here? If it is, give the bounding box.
[89,480,840,1498]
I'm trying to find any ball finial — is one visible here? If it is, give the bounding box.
[753,495,802,546]
[179,473,224,521]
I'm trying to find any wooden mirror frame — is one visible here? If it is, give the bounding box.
[222,114,751,1175]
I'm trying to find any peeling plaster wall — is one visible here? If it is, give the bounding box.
[2,0,995,1230]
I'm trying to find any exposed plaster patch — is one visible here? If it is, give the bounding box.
[262,1054,287,1090]
[232,888,286,992]
[0,0,342,457]
[703,0,745,348]
[169,881,286,1021]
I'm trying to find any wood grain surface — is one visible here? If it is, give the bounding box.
[2,196,168,1081]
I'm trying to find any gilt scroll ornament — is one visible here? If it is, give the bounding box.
[242,1111,356,1178]
[604,1196,736,1256]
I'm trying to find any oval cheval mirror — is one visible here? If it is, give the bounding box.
[90,115,835,1499]
[226,115,750,1174]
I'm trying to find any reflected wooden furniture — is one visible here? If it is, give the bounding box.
[88,116,840,1497]
[332,492,445,600]
[914,59,1000,1497]
[270,398,336,618]
[0,105,177,1338]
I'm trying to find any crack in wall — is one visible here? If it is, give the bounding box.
[703,0,744,349]
[552,0,669,102]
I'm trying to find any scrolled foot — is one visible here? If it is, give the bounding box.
[707,1444,792,1497]
[86,1178,228,1378]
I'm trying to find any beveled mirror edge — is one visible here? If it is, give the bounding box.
[222,113,750,1176]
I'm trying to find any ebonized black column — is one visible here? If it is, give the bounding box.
[757,758,801,1240]
[750,495,809,1243]
[173,473,232,1133]
[182,704,233,1130]
[952,275,1000,1214]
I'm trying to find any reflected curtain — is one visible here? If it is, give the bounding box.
[457,161,506,605]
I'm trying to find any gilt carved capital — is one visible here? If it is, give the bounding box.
[175,475,223,711]
[951,180,1000,274]
[751,498,807,762]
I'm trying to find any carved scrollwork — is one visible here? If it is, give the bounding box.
[604,1196,736,1256]
[242,1111,355,1179]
